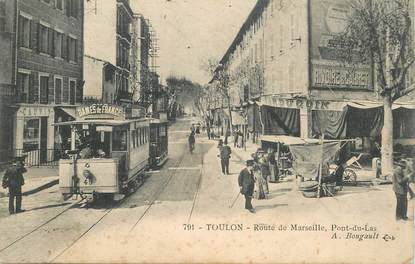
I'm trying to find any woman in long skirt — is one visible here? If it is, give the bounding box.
[253,163,267,200]
[258,156,270,194]
[267,148,279,182]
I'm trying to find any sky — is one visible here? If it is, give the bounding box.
[130,0,257,85]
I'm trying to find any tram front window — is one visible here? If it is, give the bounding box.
[77,128,110,159]
[112,130,127,151]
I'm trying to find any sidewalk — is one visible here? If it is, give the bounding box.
[193,134,412,263]
[0,167,59,198]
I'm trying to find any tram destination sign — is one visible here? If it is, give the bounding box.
[77,104,125,119]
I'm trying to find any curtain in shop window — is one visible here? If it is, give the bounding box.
[260,105,300,136]
[346,106,383,138]
[311,109,348,139]
[393,108,415,138]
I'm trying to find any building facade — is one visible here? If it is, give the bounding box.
[214,0,414,153]
[83,0,134,104]
[0,0,17,162]
[7,0,84,164]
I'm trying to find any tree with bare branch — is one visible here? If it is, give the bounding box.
[341,0,414,175]
[202,58,234,142]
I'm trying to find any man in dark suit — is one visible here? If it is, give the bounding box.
[219,141,232,175]
[393,159,411,221]
[238,160,256,213]
[2,156,27,214]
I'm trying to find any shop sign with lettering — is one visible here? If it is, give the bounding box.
[76,104,125,119]
[312,64,371,89]
[262,96,331,110]
[18,106,54,117]
[310,0,373,90]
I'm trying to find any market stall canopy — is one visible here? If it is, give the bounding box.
[290,142,340,179]
[259,135,351,145]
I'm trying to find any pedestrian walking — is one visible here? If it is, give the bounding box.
[219,141,232,175]
[238,160,256,213]
[217,138,223,149]
[2,156,27,214]
[233,130,239,148]
[207,126,211,140]
[237,130,244,148]
[188,132,195,154]
[393,159,412,221]
[267,148,279,182]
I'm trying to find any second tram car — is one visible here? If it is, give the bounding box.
[149,117,168,168]
[54,104,164,200]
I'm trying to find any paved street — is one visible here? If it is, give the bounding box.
[0,118,413,263]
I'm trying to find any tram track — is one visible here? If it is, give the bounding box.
[128,137,205,232]
[0,128,210,263]
[0,199,84,254]
[52,134,201,261]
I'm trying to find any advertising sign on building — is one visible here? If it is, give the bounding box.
[76,104,125,119]
[310,0,373,90]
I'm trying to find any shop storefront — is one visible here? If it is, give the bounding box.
[13,105,55,165]
[260,95,415,164]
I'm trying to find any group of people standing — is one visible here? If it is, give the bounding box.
[249,148,279,200]
[236,148,280,213]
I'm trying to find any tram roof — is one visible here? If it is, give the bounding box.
[52,118,151,126]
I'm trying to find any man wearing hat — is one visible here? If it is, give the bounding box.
[2,156,27,214]
[393,159,412,221]
[238,160,256,213]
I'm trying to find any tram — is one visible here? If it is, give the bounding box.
[149,115,169,168]
[54,104,160,200]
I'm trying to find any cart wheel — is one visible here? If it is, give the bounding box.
[343,168,357,186]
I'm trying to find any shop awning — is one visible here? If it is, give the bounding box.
[52,118,150,126]
[57,107,76,118]
[345,100,415,110]
[261,135,314,145]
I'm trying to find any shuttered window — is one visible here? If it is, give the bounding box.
[39,75,49,104]
[68,36,77,62]
[55,32,63,58]
[18,15,31,48]
[39,24,48,54]
[55,78,62,104]
[17,72,30,103]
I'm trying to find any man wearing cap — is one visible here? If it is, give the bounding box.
[238,160,256,213]
[393,159,411,221]
[2,156,27,214]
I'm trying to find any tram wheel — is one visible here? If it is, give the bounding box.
[343,168,357,186]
